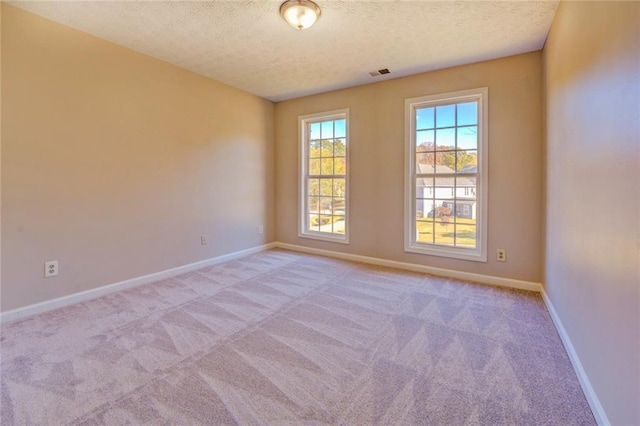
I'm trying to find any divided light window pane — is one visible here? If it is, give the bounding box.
[405,88,487,262]
[299,111,349,243]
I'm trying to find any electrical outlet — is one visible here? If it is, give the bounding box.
[496,249,507,262]
[259,225,264,234]
[200,236,207,246]
[45,261,59,277]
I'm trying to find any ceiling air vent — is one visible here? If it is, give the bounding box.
[369,68,391,77]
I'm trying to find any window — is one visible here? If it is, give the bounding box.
[299,109,349,243]
[405,88,488,261]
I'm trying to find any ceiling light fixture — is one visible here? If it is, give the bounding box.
[280,0,321,30]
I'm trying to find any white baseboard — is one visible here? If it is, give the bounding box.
[274,242,542,292]
[0,242,277,324]
[541,289,610,426]
[0,241,540,319]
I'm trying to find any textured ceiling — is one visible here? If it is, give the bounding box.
[9,1,559,102]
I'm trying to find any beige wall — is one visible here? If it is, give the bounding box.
[275,53,543,282]
[1,5,275,312]
[543,2,640,425]
[0,3,3,299]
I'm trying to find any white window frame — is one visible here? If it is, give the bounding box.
[404,88,488,262]
[299,109,350,244]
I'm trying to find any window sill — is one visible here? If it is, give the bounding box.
[299,232,350,245]
[404,244,486,262]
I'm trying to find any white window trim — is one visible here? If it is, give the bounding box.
[404,88,488,262]
[298,109,350,244]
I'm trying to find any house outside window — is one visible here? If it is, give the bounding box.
[299,109,349,243]
[404,88,488,261]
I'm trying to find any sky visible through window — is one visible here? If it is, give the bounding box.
[310,119,346,140]
[416,102,477,151]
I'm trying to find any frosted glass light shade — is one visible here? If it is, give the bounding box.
[280,0,321,30]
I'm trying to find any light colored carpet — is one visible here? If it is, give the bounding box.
[1,249,594,425]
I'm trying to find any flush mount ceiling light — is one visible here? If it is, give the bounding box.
[280,0,321,30]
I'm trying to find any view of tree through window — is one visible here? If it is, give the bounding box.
[301,111,348,241]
